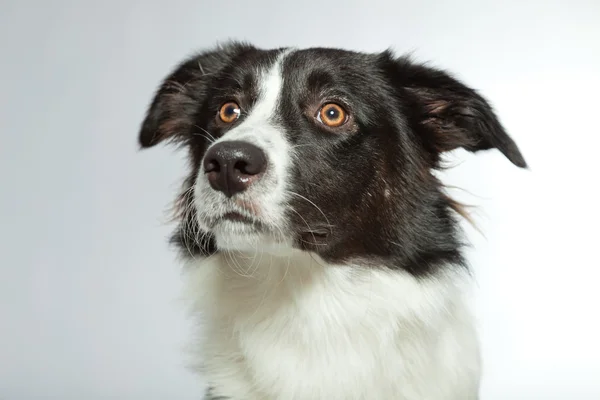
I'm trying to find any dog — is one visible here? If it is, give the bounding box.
[138,41,526,400]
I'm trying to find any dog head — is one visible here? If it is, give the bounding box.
[139,41,526,275]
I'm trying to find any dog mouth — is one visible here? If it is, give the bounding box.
[212,210,268,234]
[222,211,255,224]
[202,195,264,228]
[298,227,331,250]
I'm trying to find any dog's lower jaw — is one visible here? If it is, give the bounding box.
[184,250,481,400]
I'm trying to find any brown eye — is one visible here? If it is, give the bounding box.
[218,101,241,123]
[317,103,348,127]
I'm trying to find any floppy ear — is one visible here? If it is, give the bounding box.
[138,42,251,148]
[389,55,527,168]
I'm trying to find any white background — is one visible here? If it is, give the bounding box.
[1,0,599,399]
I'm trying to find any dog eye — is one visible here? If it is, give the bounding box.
[218,101,241,123]
[317,103,348,128]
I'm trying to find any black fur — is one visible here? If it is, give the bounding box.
[139,41,526,277]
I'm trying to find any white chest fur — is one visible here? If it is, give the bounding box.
[183,250,481,400]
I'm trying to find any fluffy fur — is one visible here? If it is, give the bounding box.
[138,41,526,400]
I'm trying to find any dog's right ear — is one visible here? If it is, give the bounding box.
[138,42,251,148]
[380,52,527,168]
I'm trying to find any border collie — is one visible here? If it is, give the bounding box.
[138,41,526,400]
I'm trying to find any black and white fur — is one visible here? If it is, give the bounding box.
[138,41,526,400]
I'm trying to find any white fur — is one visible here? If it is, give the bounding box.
[185,53,481,399]
[183,251,481,400]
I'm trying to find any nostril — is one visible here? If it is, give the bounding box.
[235,148,267,176]
[234,160,248,175]
[204,159,220,173]
[234,160,264,176]
[236,158,265,176]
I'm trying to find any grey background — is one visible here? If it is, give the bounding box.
[1,0,599,398]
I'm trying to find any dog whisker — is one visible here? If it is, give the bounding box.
[285,191,334,232]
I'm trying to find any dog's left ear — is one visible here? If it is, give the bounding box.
[138,41,252,148]
[387,55,527,168]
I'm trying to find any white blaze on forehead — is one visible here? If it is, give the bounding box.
[244,52,288,126]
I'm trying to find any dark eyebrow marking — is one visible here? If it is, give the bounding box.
[241,72,256,93]
[306,70,335,92]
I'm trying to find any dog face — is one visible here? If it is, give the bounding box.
[139,42,526,275]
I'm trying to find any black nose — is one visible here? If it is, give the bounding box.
[203,141,267,197]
